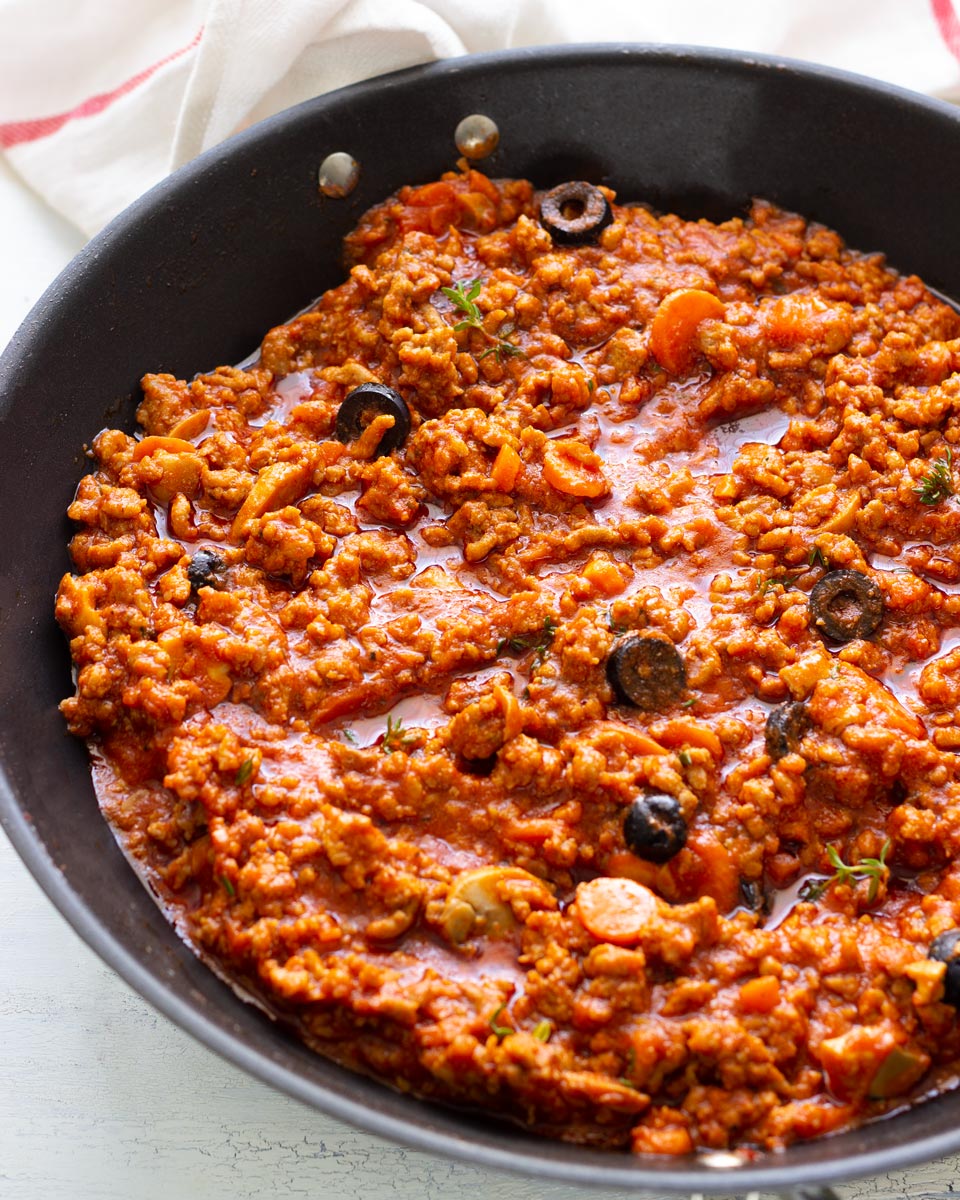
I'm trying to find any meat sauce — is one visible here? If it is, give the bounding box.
[56,168,960,1154]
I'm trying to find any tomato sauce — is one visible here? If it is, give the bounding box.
[56,168,960,1154]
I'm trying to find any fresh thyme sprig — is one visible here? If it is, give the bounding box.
[759,573,802,595]
[441,278,525,365]
[382,714,415,754]
[808,546,828,569]
[497,616,558,664]
[442,277,484,324]
[914,448,954,506]
[800,839,891,904]
[606,608,628,634]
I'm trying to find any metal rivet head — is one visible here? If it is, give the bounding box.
[454,114,499,160]
[318,152,360,198]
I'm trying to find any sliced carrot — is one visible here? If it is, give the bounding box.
[598,724,668,757]
[764,291,843,349]
[677,828,740,912]
[167,409,211,441]
[144,449,203,503]
[350,413,395,460]
[738,975,780,1014]
[653,718,724,760]
[542,439,609,498]
[231,462,310,539]
[494,682,523,741]
[456,189,498,230]
[631,1125,694,1156]
[624,730,668,756]
[464,169,501,202]
[575,876,658,945]
[406,180,458,208]
[395,181,459,236]
[132,435,197,461]
[813,662,924,740]
[491,443,522,491]
[605,851,661,889]
[582,557,626,597]
[649,288,725,374]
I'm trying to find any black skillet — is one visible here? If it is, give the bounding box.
[2,45,960,1197]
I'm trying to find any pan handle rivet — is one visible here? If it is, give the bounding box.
[318,152,360,197]
[454,114,499,160]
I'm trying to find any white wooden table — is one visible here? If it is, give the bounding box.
[1,155,958,1200]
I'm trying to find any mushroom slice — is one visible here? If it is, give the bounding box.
[440,866,552,945]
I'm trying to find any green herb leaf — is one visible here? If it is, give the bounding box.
[342,728,357,745]
[607,609,628,634]
[532,1019,552,1042]
[219,875,236,899]
[234,757,255,786]
[914,447,954,506]
[801,839,891,904]
[759,572,802,595]
[617,1046,637,1086]
[678,749,692,767]
[382,714,415,754]
[498,615,558,664]
[808,546,828,568]
[680,697,696,709]
[441,278,485,324]
[441,277,525,364]
[489,1002,513,1040]
[478,339,525,364]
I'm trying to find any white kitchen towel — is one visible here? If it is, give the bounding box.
[1,0,959,237]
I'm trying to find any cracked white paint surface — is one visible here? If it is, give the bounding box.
[2,154,960,1200]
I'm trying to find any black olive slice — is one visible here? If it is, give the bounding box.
[765,700,809,761]
[606,634,686,710]
[539,181,612,245]
[808,569,883,642]
[187,548,225,593]
[334,383,411,457]
[929,929,960,1006]
[624,793,687,864]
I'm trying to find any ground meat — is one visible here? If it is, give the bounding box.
[57,168,960,1156]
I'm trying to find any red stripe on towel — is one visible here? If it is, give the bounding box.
[932,0,960,65]
[0,27,202,149]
